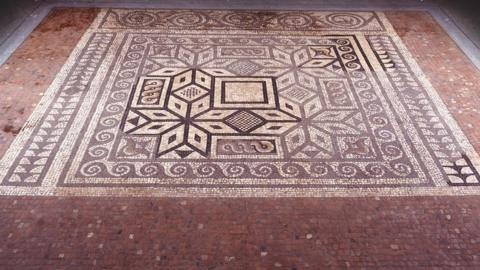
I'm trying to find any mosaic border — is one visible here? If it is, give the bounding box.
[0,9,479,197]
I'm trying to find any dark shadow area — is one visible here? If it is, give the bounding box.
[0,0,41,45]
[437,0,480,49]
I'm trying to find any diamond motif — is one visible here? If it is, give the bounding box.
[123,69,300,158]
[227,60,261,76]
[282,86,315,103]
[173,85,208,101]
[224,110,265,132]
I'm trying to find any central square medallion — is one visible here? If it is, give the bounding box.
[215,77,276,108]
[222,81,267,104]
[122,68,300,159]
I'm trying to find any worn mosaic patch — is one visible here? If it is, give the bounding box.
[1,9,480,197]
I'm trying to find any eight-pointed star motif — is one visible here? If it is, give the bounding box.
[122,68,301,158]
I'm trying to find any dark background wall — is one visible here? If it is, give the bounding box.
[0,0,479,52]
[0,0,41,45]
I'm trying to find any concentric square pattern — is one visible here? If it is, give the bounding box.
[0,9,479,197]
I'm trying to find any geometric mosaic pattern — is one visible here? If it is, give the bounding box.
[122,69,300,158]
[0,9,479,197]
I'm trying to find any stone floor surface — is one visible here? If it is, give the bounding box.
[0,8,480,269]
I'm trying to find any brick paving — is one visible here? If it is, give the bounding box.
[0,8,479,269]
[1,197,480,269]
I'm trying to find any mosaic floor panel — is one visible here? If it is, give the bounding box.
[1,9,480,197]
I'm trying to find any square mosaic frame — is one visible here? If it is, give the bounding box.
[1,9,480,197]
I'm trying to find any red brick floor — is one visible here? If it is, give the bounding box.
[1,197,480,269]
[0,8,480,269]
